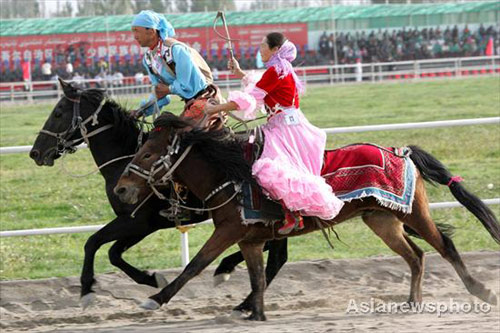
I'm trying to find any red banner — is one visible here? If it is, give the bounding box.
[0,23,307,66]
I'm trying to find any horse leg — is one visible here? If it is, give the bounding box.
[238,240,267,321]
[233,238,288,313]
[108,236,168,289]
[80,215,158,306]
[363,212,425,304]
[213,240,275,287]
[141,224,245,310]
[399,189,498,305]
[213,239,281,286]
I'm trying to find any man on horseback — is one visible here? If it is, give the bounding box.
[131,10,224,127]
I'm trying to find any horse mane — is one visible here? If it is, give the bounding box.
[153,113,254,184]
[82,89,146,149]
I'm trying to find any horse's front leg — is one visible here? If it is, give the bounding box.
[140,221,245,310]
[80,215,159,308]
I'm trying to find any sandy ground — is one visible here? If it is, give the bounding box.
[1,251,499,333]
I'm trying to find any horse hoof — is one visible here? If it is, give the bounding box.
[213,273,231,287]
[230,310,245,318]
[140,298,161,310]
[81,292,96,310]
[245,313,267,321]
[154,273,168,289]
[484,289,498,305]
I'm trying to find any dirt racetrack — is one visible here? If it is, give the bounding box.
[1,251,499,332]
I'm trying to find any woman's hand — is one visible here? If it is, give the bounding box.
[205,101,239,115]
[228,57,245,79]
[204,103,222,115]
[227,57,240,73]
[154,83,170,99]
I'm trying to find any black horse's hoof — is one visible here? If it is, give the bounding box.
[154,272,168,289]
[80,292,96,310]
[230,310,246,318]
[213,273,231,287]
[140,298,161,310]
[245,313,267,321]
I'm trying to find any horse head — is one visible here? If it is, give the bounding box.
[30,78,107,166]
[114,112,194,205]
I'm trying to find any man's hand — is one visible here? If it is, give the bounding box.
[155,83,170,99]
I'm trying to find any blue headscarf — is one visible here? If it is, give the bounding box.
[131,10,175,41]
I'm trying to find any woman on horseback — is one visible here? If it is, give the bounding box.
[205,32,344,234]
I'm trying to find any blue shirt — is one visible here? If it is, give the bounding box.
[140,41,208,116]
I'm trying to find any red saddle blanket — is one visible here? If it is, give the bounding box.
[320,144,416,213]
[241,143,416,224]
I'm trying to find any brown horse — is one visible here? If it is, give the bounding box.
[114,112,499,321]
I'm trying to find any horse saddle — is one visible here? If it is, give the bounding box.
[234,127,283,221]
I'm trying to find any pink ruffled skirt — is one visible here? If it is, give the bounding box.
[252,108,344,220]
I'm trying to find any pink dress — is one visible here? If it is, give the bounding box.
[229,67,344,220]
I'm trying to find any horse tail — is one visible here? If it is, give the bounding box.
[408,145,500,244]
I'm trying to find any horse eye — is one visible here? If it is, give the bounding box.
[54,111,62,118]
[143,153,152,159]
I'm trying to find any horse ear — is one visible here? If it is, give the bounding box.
[58,77,78,98]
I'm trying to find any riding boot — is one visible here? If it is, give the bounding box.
[295,212,304,231]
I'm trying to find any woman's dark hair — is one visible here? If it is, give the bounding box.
[266,32,286,49]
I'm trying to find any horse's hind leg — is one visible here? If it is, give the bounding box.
[238,240,267,321]
[363,212,424,304]
[398,185,498,305]
[213,240,277,286]
[233,238,288,313]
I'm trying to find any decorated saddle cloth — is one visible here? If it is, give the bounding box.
[240,143,416,224]
[321,143,416,214]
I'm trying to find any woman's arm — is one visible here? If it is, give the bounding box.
[205,101,239,115]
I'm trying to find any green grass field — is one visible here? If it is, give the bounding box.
[1,77,499,281]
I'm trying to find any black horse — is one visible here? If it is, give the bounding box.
[30,79,288,310]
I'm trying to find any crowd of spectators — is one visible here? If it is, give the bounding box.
[0,24,498,84]
[318,24,498,64]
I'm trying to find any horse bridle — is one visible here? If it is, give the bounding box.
[38,90,112,155]
[124,132,192,198]
[124,129,240,218]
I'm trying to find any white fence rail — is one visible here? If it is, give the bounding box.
[2,199,499,238]
[1,117,499,155]
[1,56,498,102]
[1,116,499,266]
